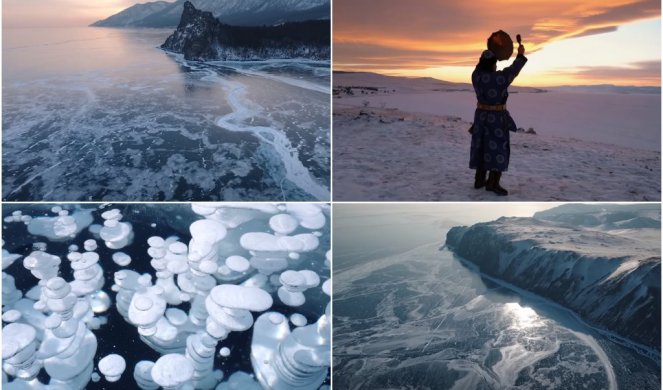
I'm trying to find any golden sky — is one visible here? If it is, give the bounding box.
[3,0,141,28]
[334,0,661,86]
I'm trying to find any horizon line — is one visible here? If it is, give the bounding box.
[332,69,662,89]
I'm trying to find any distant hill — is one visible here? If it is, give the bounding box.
[333,71,547,94]
[333,71,660,95]
[91,0,330,28]
[550,84,660,95]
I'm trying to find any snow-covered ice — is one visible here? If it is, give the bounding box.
[333,72,660,201]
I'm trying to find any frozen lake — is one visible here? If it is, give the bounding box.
[334,72,661,152]
[333,210,660,389]
[3,28,330,201]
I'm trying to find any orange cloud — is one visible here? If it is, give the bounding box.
[334,0,660,73]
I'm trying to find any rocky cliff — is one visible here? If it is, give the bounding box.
[161,1,329,61]
[446,210,660,354]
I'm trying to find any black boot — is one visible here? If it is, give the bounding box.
[474,169,487,189]
[486,171,508,196]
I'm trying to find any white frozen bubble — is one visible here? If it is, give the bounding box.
[112,252,132,267]
[1,202,330,389]
[269,213,299,235]
[151,354,194,388]
[90,290,111,313]
[168,241,188,255]
[286,204,326,230]
[2,310,22,323]
[216,371,262,390]
[290,313,307,327]
[147,236,165,247]
[300,270,320,288]
[269,313,284,324]
[209,284,273,312]
[101,209,121,221]
[51,206,62,214]
[165,308,188,326]
[322,279,331,296]
[84,239,97,251]
[199,260,218,274]
[280,270,306,289]
[225,256,250,273]
[88,317,102,330]
[98,354,126,382]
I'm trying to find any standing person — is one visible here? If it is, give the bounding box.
[469,31,527,196]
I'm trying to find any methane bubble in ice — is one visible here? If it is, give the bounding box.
[2,203,330,389]
[98,354,126,382]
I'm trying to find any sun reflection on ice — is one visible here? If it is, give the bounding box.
[504,302,540,329]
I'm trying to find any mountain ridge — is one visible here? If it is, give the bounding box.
[91,0,330,28]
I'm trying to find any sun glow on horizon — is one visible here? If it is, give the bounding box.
[334,0,662,87]
[3,0,149,28]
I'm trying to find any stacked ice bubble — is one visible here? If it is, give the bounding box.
[2,203,330,390]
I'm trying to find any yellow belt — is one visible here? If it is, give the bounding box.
[477,103,506,111]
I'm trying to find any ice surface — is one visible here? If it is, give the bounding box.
[335,240,659,389]
[3,28,330,201]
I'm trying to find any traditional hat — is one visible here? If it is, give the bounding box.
[487,30,513,61]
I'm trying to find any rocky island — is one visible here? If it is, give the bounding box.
[161,1,330,61]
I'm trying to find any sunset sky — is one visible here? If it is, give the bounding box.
[3,0,141,28]
[334,0,661,86]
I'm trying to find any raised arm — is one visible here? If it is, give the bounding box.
[501,44,527,84]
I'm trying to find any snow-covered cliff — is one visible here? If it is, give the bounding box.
[446,205,661,353]
[161,2,329,61]
[92,0,329,28]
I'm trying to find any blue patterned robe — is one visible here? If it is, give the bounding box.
[470,55,527,172]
